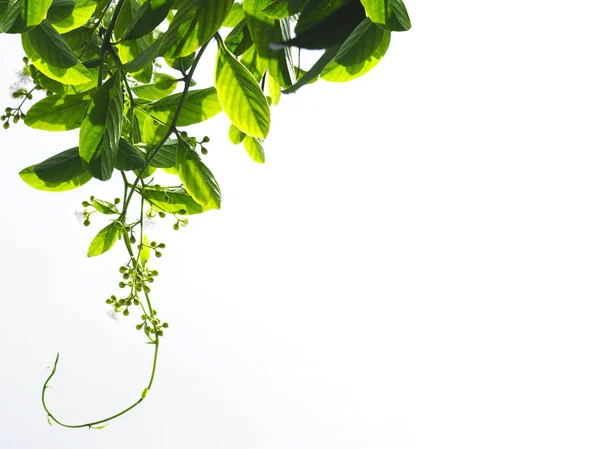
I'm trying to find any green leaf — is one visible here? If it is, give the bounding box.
[0,0,23,32]
[223,1,243,27]
[92,198,119,214]
[267,74,280,106]
[359,0,411,31]
[140,235,151,266]
[131,74,177,101]
[142,185,205,215]
[147,139,177,168]
[240,44,266,82]
[29,65,96,94]
[282,44,341,94]
[23,20,94,85]
[287,0,366,49]
[19,147,92,191]
[4,0,53,32]
[123,36,163,74]
[87,222,119,257]
[115,138,146,170]
[224,18,253,56]
[124,0,175,40]
[243,136,265,163]
[24,0,53,28]
[79,73,124,180]
[142,87,222,127]
[261,0,307,19]
[243,0,293,87]
[228,124,245,145]
[215,38,270,139]
[321,20,390,82]
[24,91,91,131]
[46,0,96,33]
[115,0,153,83]
[160,0,233,59]
[176,140,221,210]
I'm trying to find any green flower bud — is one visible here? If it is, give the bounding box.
[155,251,162,258]
[82,201,90,207]
[136,324,143,330]
[105,299,113,304]
[119,266,127,273]
[200,147,208,155]
[143,286,151,294]
[130,236,137,244]
[83,219,91,226]
[158,243,166,248]
[133,298,140,306]
[173,223,179,231]
[114,198,121,204]
[122,273,130,280]
[119,282,126,288]
[13,116,19,123]
[22,57,28,63]
[123,309,130,317]
[150,241,157,247]
[202,136,210,143]
[158,212,166,218]
[151,270,159,276]
[3,122,9,129]
[162,322,169,328]
[157,330,164,336]
[111,295,117,300]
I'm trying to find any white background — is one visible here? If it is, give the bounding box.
[1,1,600,448]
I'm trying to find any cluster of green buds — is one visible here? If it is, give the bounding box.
[136,313,169,341]
[145,195,189,231]
[2,106,25,129]
[180,131,210,155]
[143,240,166,258]
[81,196,121,226]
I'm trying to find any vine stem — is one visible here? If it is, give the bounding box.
[121,38,212,215]
[41,34,213,431]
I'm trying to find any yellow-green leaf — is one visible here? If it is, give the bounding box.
[87,222,119,257]
[214,37,270,139]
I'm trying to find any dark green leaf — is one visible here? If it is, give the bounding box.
[321,20,390,82]
[115,138,146,170]
[23,20,94,85]
[124,0,175,40]
[282,44,341,94]
[19,147,92,191]
[160,0,233,59]
[243,0,293,87]
[123,35,163,74]
[224,18,253,56]
[285,0,366,49]
[79,73,124,180]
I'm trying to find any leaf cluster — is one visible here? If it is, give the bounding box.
[0,0,411,430]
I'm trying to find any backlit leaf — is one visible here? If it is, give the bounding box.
[215,38,270,138]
